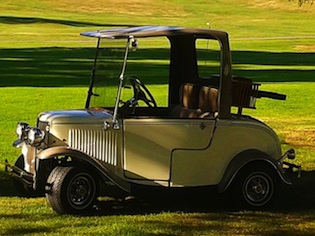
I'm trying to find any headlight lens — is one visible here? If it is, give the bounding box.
[27,127,45,146]
[16,122,30,140]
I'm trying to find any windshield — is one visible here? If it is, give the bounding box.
[87,38,127,109]
[86,37,170,111]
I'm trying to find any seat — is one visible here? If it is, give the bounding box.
[179,83,199,108]
[171,83,200,118]
[171,84,219,118]
[198,86,219,118]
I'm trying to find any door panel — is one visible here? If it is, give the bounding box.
[123,118,215,182]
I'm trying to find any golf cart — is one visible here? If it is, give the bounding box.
[5,26,300,214]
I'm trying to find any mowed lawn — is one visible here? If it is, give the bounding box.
[1,0,315,235]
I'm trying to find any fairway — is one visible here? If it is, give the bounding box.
[1,0,315,235]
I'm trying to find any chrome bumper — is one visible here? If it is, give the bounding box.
[283,161,302,178]
[5,159,34,188]
[281,149,301,178]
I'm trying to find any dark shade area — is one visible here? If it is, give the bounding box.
[0,47,314,87]
[0,15,138,27]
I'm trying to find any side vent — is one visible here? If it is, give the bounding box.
[68,129,117,166]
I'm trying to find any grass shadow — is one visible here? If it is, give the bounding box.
[0,15,138,28]
[0,47,314,88]
[0,171,21,197]
[232,50,315,82]
[1,226,54,236]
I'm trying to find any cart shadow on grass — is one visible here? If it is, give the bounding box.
[1,169,315,215]
[94,170,315,215]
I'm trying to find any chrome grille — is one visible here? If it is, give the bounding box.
[68,129,118,166]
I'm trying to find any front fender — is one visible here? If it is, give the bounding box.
[37,146,131,193]
[218,149,291,193]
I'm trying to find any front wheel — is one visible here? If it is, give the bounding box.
[45,166,98,214]
[233,167,278,208]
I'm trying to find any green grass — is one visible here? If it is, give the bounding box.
[1,0,315,44]
[1,0,315,235]
[1,197,315,235]
[245,83,315,170]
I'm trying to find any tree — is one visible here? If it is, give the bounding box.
[289,0,314,7]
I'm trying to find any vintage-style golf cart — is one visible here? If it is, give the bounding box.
[6,26,299,214]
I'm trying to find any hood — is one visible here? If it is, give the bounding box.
[38,109,113,125]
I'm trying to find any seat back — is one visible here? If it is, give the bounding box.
[171,84,219,118]
[198,86,219,118]
[171,83,200,118]
[179,83,199,109]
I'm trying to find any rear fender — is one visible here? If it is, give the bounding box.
[218,149,291,193]
[37,146,131,192]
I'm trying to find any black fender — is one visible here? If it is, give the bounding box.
[218,149,291,193]
[37,146,131,193]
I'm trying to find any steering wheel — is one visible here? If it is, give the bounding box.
[126,76,157,108]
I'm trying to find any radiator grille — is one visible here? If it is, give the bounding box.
[68,129,117,166]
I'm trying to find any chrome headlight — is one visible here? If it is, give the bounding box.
[27,127,45,146]
[16,122,30,140]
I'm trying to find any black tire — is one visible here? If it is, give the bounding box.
[45,166,98,214]
[233,166,278,208]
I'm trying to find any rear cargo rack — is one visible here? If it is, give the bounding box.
[232,77,286,117]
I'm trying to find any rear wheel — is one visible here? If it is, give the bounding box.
[46,166,98,214]
[233,166,278,208]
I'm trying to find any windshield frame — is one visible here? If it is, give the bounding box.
[112,36,132,129]
[85,36,132,128]
[85,38,101,109]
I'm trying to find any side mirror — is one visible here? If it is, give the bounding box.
[131,38,138,51]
